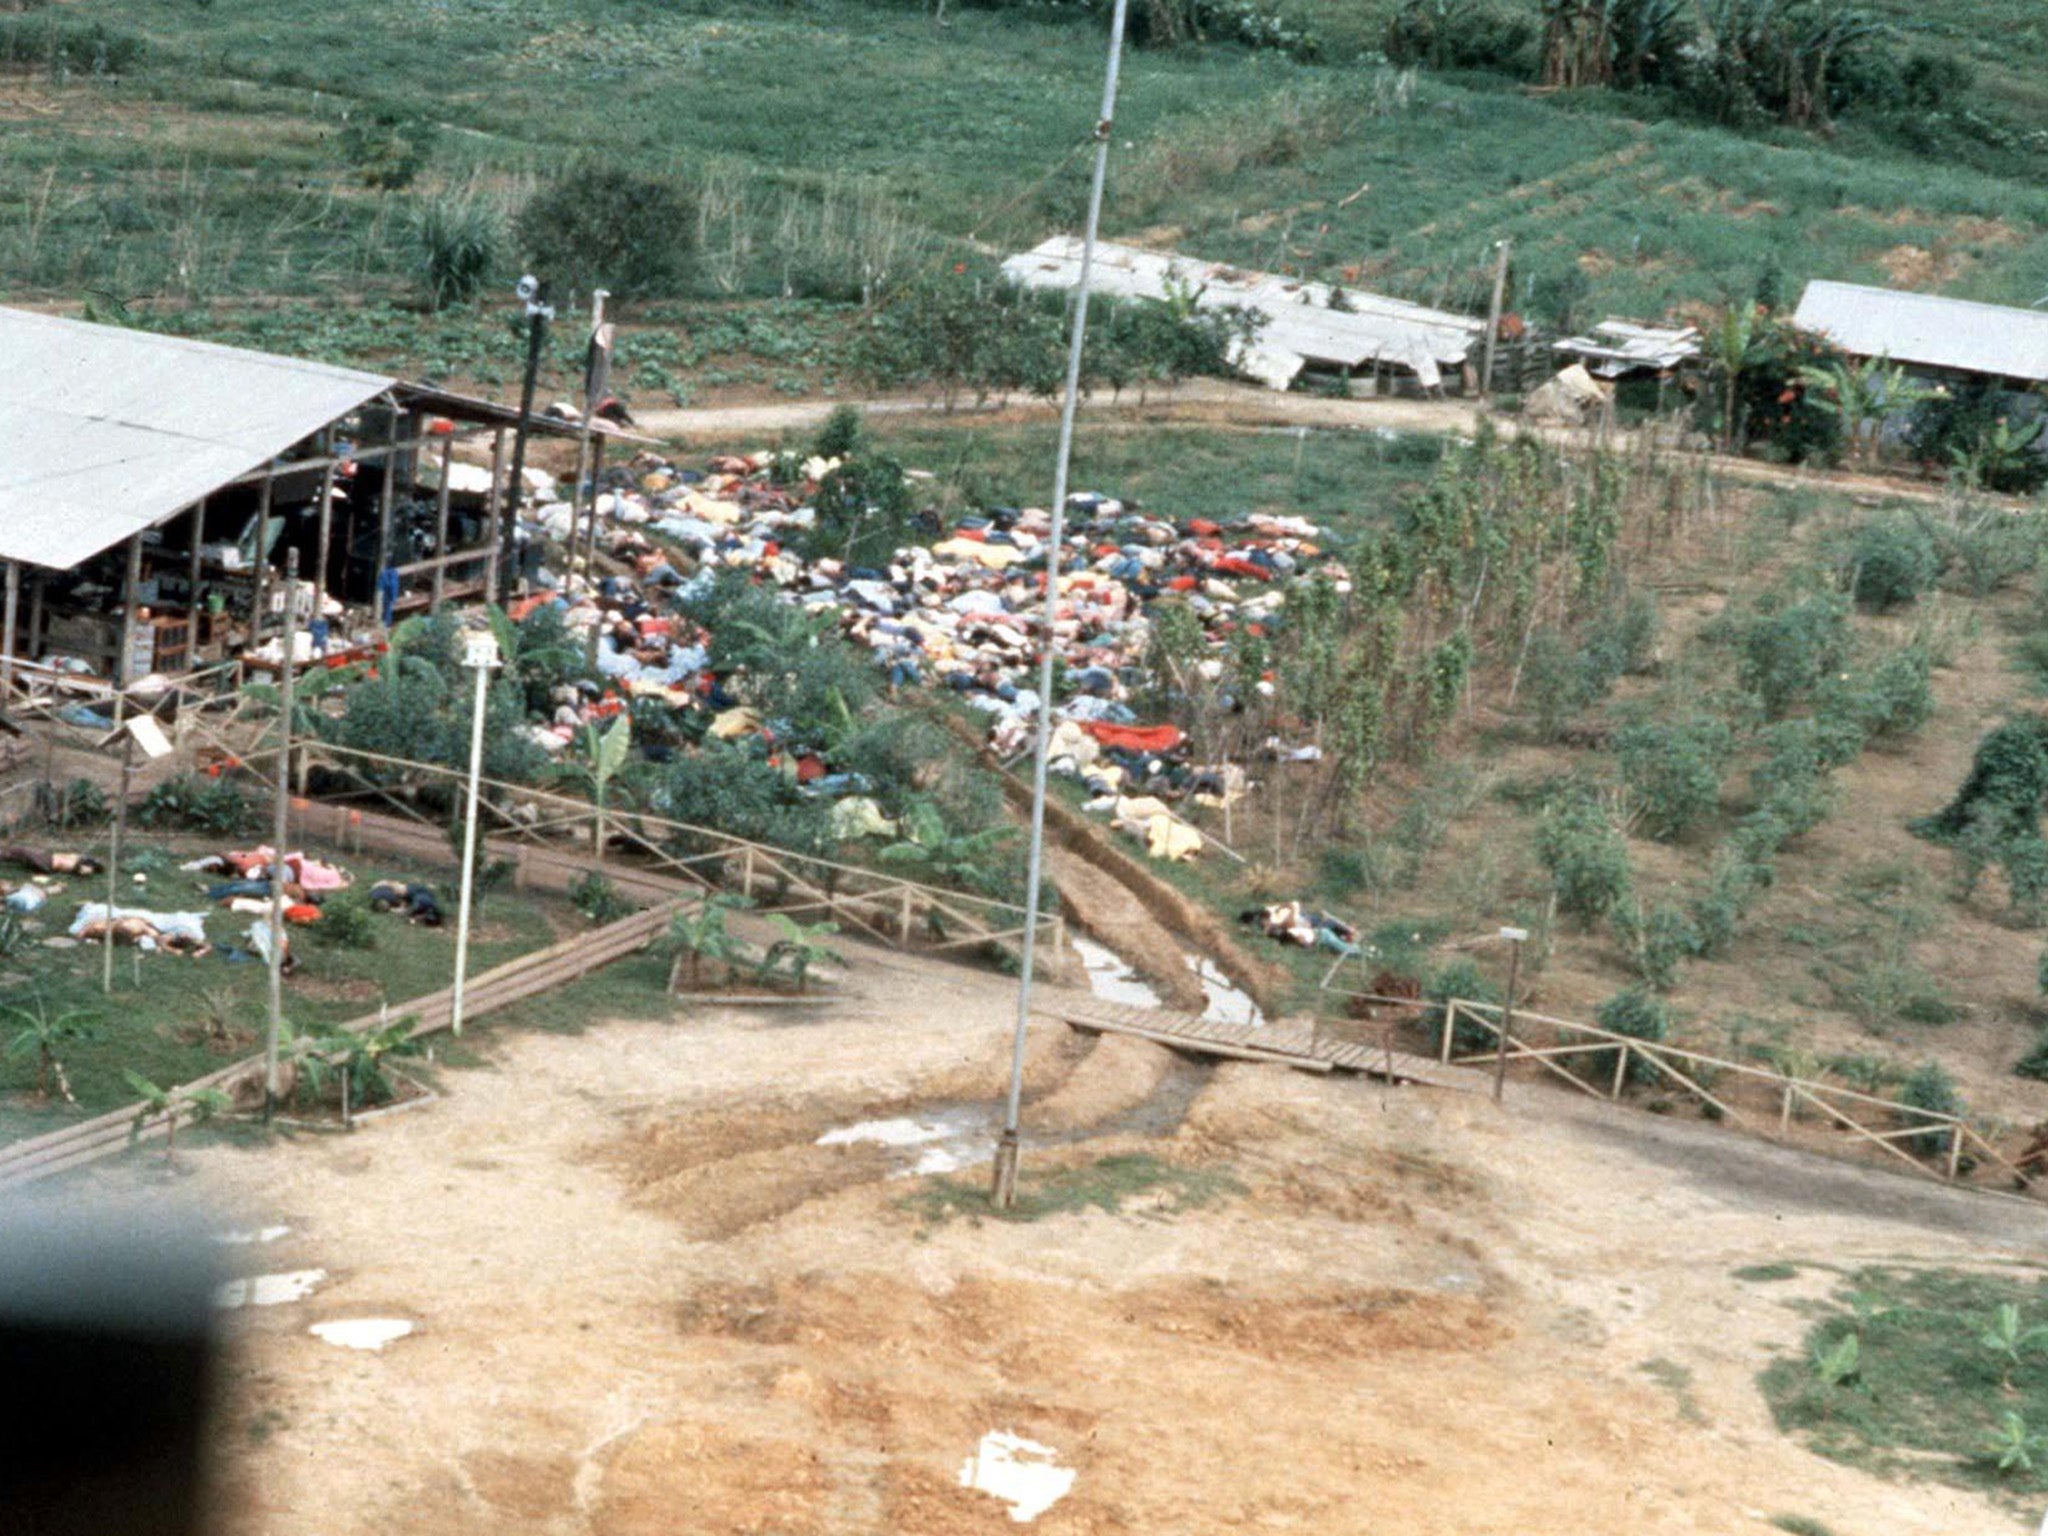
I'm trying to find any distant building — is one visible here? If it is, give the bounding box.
[1792,280,2048,390]
[1001,237,1485,394]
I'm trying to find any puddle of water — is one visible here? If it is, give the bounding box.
[310,1318,414,1351]
[817,1109,993,1180]
[1072,936,1162,1008]
[212,1225,291,1246]
[958,1430,1076,1523]
[215,1269,327,1310]
[1187,956,1263,1027]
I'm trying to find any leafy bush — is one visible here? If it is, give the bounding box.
[308,889,377,951]
[1384,0,1535,72]
[1689,846,1765,958]
[516,158,696,300]
[1535,792,1632,927]
[1916,718,2048,845]
[337,110,436,192]
[1831,646,1934,743]
[804,452,917,569]
[1619,899,1698,992]
[1615,715,1731,841]
[1594,986,1670,1086]
[138,774,253,835]
[1938,509,2048,597]
[568,871,637,925]
[1845,514,1940,610]
[1748,719,1839,839]
[414,187,502,311]
[1425,956,1502,1053]
[46,777,107,828]
[2016,1027,2048,1083]
[1897,1061,1966,1158]
[1732,588,1850,718]
[1909,383,2048,495]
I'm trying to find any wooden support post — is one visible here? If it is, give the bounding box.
[1439,1000,1455,1064]
[26,572,42,668]
[581,433,606,583]
[116,534,144,685]
[374,410,400,620]
[898,885,914,945]
[1946,1122,1965,1182]
[1481,237,1512,399]
[314,460,337,621]
[483,427,507,606]
[431,431,455,614]
[2,560,18,700]
[187,499,206,663]
[1610,1042,1629,1100]
[248,468,275,654]
[1779,1082,1795,1137]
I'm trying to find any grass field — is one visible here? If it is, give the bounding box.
[0,831,577,1140]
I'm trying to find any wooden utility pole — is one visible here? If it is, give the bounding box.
[570,290,609,595]
[1491,925,1526,1104]
[1481,237,1513,399]
[247,468,275,655]
[431,431,455,614]
[2,560,18,700]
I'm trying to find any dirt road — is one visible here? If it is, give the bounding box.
[636,381,1975,508]
[54,937,2037,1535]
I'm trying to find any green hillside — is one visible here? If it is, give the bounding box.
[1,0,2043,373]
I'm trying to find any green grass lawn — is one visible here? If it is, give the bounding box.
[869,418,1443,533]
[1761,1266,2048,1506]
[0,831,576,1141]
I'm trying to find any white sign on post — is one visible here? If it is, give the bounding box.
[125,714,173,761]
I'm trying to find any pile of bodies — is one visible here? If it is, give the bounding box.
[504,448,1346,862]
[0,842,443,971]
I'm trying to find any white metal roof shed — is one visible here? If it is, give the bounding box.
[1000,237,1484,392]
[1791,281,2048,386]
[0,307,396,571]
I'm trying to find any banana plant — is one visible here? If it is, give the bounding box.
[1793,354,1935,468]
[875,799,1016,894]
[1808,1329,1860,1420]
[757,914,843,995]
[1710,302,1758,451]
[1982,1411,2045,1476]
[662,893,752,994]
[1978,1303,2048,1392]
[4,995,102,1105]
[123,1071,233,1164]
[554,712,633,855]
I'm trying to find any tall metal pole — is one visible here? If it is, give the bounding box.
[990,0,1131,1211]
[264,548,300,1124]
[450,628,499,1037]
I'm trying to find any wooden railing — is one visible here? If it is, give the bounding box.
[223,740,1060,965]
[1317,986,2039,1197]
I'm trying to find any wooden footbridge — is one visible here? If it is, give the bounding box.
[1046,996,1480,1090]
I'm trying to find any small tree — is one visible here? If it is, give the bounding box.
[4,996,102,1105]
[123,1071,233,1164]
[515,157,696,300]
[1535,792,1633,927]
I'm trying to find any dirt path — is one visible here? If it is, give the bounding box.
[638,382,1984,508]
[64,942,2041,1536]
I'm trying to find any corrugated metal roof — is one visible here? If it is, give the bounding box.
[1792,281,2048,385]
[1000,238,1483,392]
[0,307,395,570]
[1555,320,1702,378]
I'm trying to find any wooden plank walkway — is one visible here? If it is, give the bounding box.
[1046,997,1481,1090]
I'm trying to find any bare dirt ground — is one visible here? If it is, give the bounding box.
[61,940,2042,1535]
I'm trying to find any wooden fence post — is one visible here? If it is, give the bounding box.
[1439,1000,1455,1064]
[898,886,914,946]
[1946,1123,1965,1183]
[1610,1043,1629,1100]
